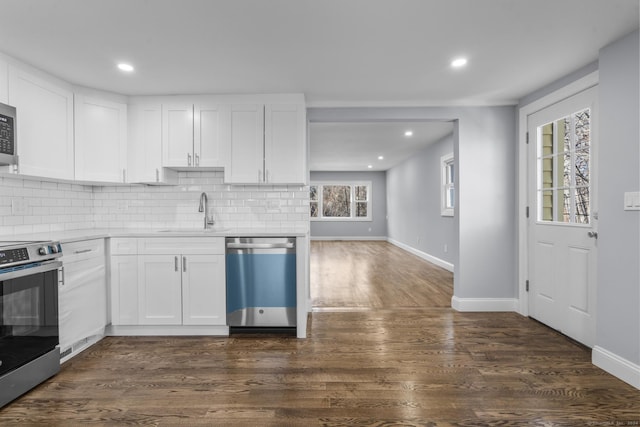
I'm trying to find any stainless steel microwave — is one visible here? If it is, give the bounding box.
[0,101,17,166]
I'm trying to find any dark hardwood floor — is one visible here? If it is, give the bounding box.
[1,240,638,426]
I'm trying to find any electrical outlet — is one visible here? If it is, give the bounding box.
[11,198,27,215]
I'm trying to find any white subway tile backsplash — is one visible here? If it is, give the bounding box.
[0,171,309,236]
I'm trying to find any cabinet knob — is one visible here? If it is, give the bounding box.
[195,154,200,167]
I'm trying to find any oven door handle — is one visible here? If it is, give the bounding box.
[0,260,63,281]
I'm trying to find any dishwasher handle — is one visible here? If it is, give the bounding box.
[226,242,294,250]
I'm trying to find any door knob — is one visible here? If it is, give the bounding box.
[588,231,598,239]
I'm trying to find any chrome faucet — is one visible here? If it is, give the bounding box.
[198,192,215,229]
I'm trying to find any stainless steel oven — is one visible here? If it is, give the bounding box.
[0,240,62,408]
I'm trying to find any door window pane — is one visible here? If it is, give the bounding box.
[537,108,590,224]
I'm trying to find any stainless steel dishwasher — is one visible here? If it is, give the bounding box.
[225,237,296,329]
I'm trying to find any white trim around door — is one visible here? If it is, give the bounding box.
[517,71,599,317]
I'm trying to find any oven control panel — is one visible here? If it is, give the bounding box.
[0,242,62,270]
[0,248,29,266]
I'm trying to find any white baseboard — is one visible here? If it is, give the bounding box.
[592,346,640,390]
[387,238,454,272]
[451,296,518,312]
[107,325,229,336]
[310,236,387,241]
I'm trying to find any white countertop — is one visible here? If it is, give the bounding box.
[4,227,309,244]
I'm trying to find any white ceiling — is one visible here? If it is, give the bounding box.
[1,0,637,171]
[310,121,453,171]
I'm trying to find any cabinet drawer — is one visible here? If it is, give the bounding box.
[139,237,224,255]
[110,238,138,255]
[61,239,105,262]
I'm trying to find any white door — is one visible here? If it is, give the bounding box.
[528,86,598,347]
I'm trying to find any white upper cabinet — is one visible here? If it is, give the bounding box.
[7,64,75,180]
[74,93,128,183]
[162,102,229,168]
[195,103,229,167]
[127,103,177,184]
[225,98,307,184]
[264,103,306,184]
[0,55,8,104]
[227,103,265,183]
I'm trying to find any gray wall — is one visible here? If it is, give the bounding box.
[310,171,387,238]
[386,133,456,265]
[596,30,639,366]
[308,106,517,301]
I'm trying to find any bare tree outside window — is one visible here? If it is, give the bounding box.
[538,108,590,224]
[310,182,372,221]
[323,185,351,217]
[310,185,318,218]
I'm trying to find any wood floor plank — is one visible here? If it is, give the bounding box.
[0,241,638,425]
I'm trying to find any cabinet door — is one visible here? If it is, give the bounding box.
[110,255,139,325]
[59,255,107,349]
[264,104,307,184]
[8,65,74,179]
[0,56,8,104]
[74,94,128,182]
[128,104,177,184]
[162,103,194,167]
[226,104,264,183]
[194,103,229,167]
[138,255,182,325]
[182,254,226,325]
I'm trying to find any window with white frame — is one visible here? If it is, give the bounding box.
[310,182,372,221]
[441,153,455,216]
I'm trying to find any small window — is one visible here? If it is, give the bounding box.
[310,182,371,221]
[441,153,455,216]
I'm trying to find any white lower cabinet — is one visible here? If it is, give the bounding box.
[110,254,139,325]
[59,239,107,359]
[138,254,182,325]
[110,238,226,328]
[181,254,226,325]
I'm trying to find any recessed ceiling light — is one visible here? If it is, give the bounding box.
[117,63,135,72]
[451,57,468,68]
[404,130,413,137]
[378,155,384,160]
[367,164,373,169]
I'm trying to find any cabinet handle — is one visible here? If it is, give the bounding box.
[183,256,187,272]
[174,256,178,272]
[156,168,159,182]
[187,153,192,166]
[195,153,200,167]
[74,249,92,255]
